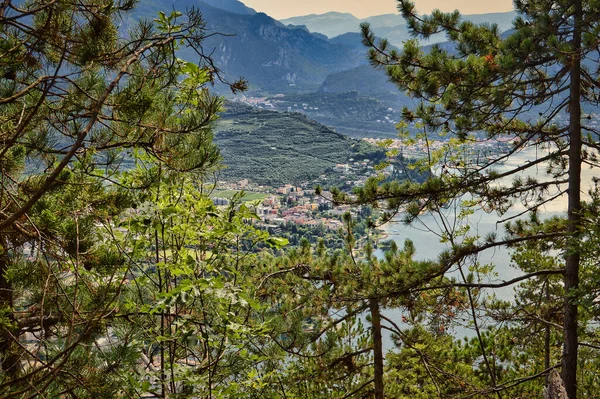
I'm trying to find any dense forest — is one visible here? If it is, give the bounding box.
[1,0,599,398]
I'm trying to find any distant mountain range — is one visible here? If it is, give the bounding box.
[281,11,517,47]
[280,12,364,39]
[280,12,403,40]
[134,1,517,94]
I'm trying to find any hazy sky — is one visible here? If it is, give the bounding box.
[242,0,514,19]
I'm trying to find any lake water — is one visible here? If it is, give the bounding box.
[376,147,599,348]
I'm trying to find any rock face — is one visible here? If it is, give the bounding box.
[543,370,568,399]
[135,1,366,93]
[194,5,365,93]
[135,2,521,95]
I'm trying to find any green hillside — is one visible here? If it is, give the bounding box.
[214,104,385,185]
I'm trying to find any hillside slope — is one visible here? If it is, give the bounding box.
[214,104,384,185]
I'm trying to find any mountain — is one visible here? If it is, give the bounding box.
[392,12,517,45]
[364,14,405,29]
[281,12,406,39]
[328,32,367,50]
[214,103,384,185]
[200,0,256,15]
[461,11,518,31]
[281,12,361,38]
[282,11,517,47]
[320,64,397,95]
[136,1,366,93]
[319,20,518,100]
[135,0,256,16]
[327,32,385,59]
[367,24,411,47]
[314,36,497,119]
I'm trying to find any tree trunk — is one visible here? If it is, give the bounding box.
[545,282,551,386]
[562,1,582,397]
[369,298,384,399]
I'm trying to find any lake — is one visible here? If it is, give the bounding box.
[376,146,599,348]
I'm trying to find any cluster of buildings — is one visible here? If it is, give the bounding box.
[257,187,346,231]
[326,159,394,189]
[233,95,320,112]
[235,95,275,109]
[211,179,356,233]
[363,136,514,160]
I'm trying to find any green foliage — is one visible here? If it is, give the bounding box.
[107,168,277,398]
[3,1,600,398]
[0,0,244,394]
[357,0,600,396]
[247,211,468,398]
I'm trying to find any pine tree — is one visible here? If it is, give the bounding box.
[255,214,463,398]
[0,0,244,392]
[359,0,600,396]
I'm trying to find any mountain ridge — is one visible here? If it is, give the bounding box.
[200,0,257,15]
[281,10,517,46]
